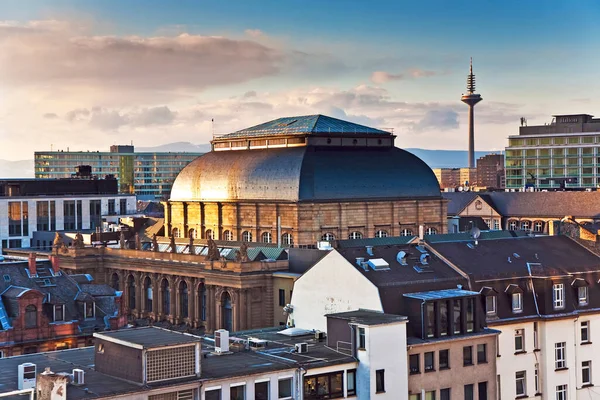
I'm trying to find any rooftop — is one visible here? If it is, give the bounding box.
[325,309,407,326]
[403,288,479,301]
[216,114,392,140]
[93,327,201,349]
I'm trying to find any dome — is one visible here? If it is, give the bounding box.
[170,146,441,202]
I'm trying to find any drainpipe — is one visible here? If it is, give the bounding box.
[277,216,281,248]
[574,315,579,390]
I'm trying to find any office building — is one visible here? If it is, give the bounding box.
[433,167,476,189]
[0,178,135,249]
[505,113,600,189]
[35,145,204,199]
[476,153,504,189]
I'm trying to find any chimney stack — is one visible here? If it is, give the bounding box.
[50,255,60,275]
[28,253,37,277]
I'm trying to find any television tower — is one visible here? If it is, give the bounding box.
[461,58,482,168]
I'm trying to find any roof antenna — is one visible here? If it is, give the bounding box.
[212,118,215,138]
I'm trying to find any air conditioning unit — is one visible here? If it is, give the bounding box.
[248,338,268,350]
[314,331,326,341]
[295,343,308,354]
[215,329,229,353]
[72,369,85,385]
[18,363,36,390]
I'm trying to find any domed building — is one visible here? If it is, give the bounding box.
[166,115,446,246]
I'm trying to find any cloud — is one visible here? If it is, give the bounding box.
[43,113,58,119]
[413,109,460,131]
[408,68,436,78]
[244,29,264,38]
[65,105,177,131]
[243,90,257,98]
[65,108,90,122]
[371,68,437,83]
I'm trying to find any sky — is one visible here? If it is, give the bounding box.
[1,0,599,160]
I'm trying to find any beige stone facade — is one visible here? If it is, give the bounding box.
[165,199,448,246]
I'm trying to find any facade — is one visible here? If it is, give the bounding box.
[166,115,446,248]
[443,191,600,233]
[505,113,600,189]
[433,168,477,190]
[0,254,126,358]
[34,145,204,199]
[476,153,504,189]
[0,178,136,249]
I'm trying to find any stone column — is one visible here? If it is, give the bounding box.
[205,285,215,332]
[189,278,197,327]
[135,272,143,318]
[151,274,159,318]
[246,289,253,330]
[171,279,178,324]
[214,287,222,331]
[240,289,248,331]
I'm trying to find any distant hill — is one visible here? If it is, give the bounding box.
[405,148,504,169]
[0,144,503,178]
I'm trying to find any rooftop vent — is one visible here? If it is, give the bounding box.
[513,253,520,259]
[215,329,230,354]
[413,266,432,274]
[419,253,430,265]
[368,258,390,271]
[466,243,475,249]
[416,245,427,254]
[248,338,268,350]
[72,369,85,386]
[18,363,36,390]
[295,342,308,354]
[355,257,365,267]
[508,257,512,263]
[397,251,408,265]
[366,246,374,256]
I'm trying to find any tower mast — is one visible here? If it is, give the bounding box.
[461,58,483,168]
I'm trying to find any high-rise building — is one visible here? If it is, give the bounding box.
[505,114,600,189]
[461,58,483,168]
[34,145,204,199]
[476,153,504,189]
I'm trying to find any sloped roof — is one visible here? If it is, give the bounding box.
[425,230,528,243]
[335,235,416,249]
[218,114,391,139]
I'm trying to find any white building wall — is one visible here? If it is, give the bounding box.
[290,250,383,331]
[355,322,408,400]
[55,199,65,231]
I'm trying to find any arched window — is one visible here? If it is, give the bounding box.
[25,305,37,328]
[509,220,518,230]
[282,233,293,246]
[143,276,153,313]
[348,231,363,240]
[205,229,214,240]
[221,292,233,331]
[261,232,272,243]
[242,231,252,242]
[179,281,189,319]
[321,233,335,241]
[161,278,170,316]
[127,275,135,310]
[533,221,544,233]
[189,229,197,239]
[172,228,180,238]
[425,227,437,235]
[111,273,119,291]
[223,230,233,241]
[400,229,413,237]
[375,230,388,238]
[521,220,530,231]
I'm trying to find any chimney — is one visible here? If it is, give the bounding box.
[28,253,37,277]
[50,255,60,275]
[36,368,69,400]
[419,225,424,240]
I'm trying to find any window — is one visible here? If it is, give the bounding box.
[242,231,252,242]
[375,230,388,238]
[63,200,76,230]
[120,198,127,215]
[466,298,475,333]
[400,229,413,236]
[534,364,540,394]
[464,384,474,400]
[581,321,590,343]
[409,395,421,400]
[493,220,500,230]
[261,232,272,243]
[358,327,366,349]
[582,361,592,385]
[463,346,473,366]
[509,220,518,230]
[346,370,356,396]
[282,233,293,246]
[223,230,233,241]
[348,231,363,240]
[85,302,95,319]
[515,329,525,352]
[304,371,344,399]
[534,322,539,350]
[53,305,64,322]
[425,227,437,235]
[409,354,420,374]
[556,385,567,400]
[278,289,286,307]
[425,391,435,400]
[516,371,526,396]
[321,233,335,241]
[485,295,497,315]
[8,201,22,237]
[553,283,565,309]
[89,200,102,230]
[439,349,449,369]
[534,221,543,232]
[375,369,385,393]
[172,227,180,238]
[255,381,269,400]
[425,351,435,371]
[205,388,221,400]
[426,302,435,338]
[512,292,523,313]
[578,286,589,306]
[453,299,462,334]
[205,229,214,240]
[521,220,530,230]
[478,382,488,400]
[230,384,245,400]
[477,344,487,363]
[440,301,449,336]
[108,199,116,215]
[555,342,566,369]
[25,305,37,328]
[440,389,450,400]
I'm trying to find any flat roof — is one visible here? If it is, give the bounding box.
[325,309,408,326]
[403,288,479,301]
[93,327,201,349]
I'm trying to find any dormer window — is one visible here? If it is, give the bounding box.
[84,302,95,319]
[553,283,565,310]
[578,286,589,306]
[53,305,65,322]
[486,296,497,315]
[512,293,523,313]
[25,305,37,328]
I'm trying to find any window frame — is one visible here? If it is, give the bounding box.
[556,384,567,400]
[278,377,293,399]
[424,351,435,372]
[409,354,420,374]
[477,344,487,364]
[515,329,525,352]
[581,321,590,343]
[53,304,65,322]
[278,289,286,307]
[348,231,363,240]
[515,371,527,397]
[357,327,366,350]
[375,369,385,393]
[439,349,450,370]
[512,292,523,313]
[485,295,497,315]
[24,304,38,328]
[578,286,589,306]
[555,342,566,369]
[463,346,473,366]
[553,283,565,310]
[346,370,356,397]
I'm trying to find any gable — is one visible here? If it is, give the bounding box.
[458,195,500,218]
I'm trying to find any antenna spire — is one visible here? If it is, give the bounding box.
[466,57,476,94]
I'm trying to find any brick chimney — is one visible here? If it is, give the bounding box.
[50,255,60,275]
[28,253,37,277]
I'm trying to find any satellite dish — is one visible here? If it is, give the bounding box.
[470,226,481,239]
[458,186,464,192]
